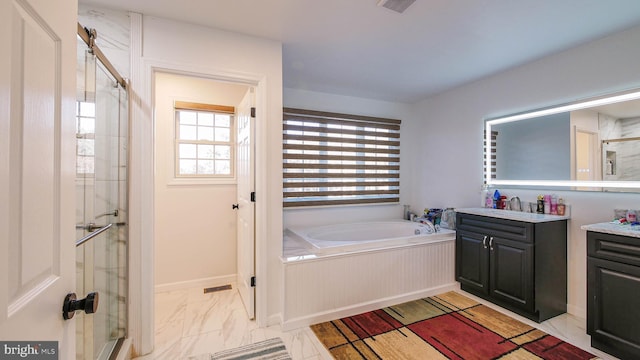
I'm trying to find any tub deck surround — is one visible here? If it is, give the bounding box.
[285,220,456,257]
[581,222,640,237]
[456,207,571,223]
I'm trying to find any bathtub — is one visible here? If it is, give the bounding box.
[282,219,457,330]
[285,220,455,255]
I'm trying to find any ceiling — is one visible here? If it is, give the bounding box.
[80,0,640,103]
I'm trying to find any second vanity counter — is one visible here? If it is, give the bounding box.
[581,222,640,238]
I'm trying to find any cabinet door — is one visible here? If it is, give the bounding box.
[588,257,640,359]
[489,237,534,312]
[456,230,489,295]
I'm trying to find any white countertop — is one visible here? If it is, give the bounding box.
[581,222,640,238]
[456,208,570,223]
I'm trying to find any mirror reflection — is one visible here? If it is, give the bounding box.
[486,90,640,191]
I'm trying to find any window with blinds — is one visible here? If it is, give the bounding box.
[484,130,498,181]
[283,108,401,207]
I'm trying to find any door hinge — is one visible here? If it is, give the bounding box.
[250,192,256,202]
[250,107,256,118]
[251,276,256,287]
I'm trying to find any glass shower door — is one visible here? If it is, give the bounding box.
[76,36,128,360]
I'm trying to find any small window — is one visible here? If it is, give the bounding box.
[175,101,235,178]
[76,101,96,176]
[283,108,401,207]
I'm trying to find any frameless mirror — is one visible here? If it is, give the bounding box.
[485,89,640,191]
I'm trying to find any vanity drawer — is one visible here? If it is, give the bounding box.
[457,213,532,243]
[588,231,640,266]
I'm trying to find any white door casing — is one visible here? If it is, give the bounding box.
[236,88,255,319]
[0,0,77,357]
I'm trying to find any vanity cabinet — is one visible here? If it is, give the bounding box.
[587,231,640,359]
[456,212,567,322]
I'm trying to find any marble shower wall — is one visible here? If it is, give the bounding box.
[600,114,640,181]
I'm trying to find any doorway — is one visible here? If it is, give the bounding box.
[152,72,256,334]
[575,128,599,181]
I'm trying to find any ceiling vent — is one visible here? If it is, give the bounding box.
[377,0,416,13]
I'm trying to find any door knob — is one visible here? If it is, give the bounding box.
[232,204,239,210]
[63,292,99,320]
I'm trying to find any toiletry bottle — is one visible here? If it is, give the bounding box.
[536,195,544,214]
[485,194,493,208]
[628,209,637,223]
[557,198,566,216]
[543,195,551,214]
[493,190,501,209]
[550,195,558,215]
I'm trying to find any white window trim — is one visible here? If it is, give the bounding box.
[167,101,237,186]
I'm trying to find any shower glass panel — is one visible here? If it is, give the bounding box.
[76,35,128,360]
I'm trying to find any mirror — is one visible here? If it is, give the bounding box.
[485,89,640,191]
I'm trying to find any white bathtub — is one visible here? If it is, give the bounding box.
[286,220,455,255]
[282,219,457,330]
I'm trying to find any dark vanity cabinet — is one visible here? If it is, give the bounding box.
[456,212,567,322]
[587,231,640,359]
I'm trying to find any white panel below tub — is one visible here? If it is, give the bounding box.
[282,240,455,329]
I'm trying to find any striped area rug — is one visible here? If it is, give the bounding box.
[311,291,600,360]
[210,338,291,360]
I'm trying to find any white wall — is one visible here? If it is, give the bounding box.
[154,72,248,288]
[282,88,414,228]
[408,24,640,318]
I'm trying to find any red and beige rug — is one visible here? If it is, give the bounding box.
[311,291,599,360]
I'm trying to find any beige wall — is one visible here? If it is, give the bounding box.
[154,72,248,288]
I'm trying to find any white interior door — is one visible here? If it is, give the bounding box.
[0,0,77,357]
[236,88,255,319]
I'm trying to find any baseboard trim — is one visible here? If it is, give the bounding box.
[154,275,237,293]
[281,282,458,331]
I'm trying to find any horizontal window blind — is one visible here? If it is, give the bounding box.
[283,107,401,207]
[484,130,498,181]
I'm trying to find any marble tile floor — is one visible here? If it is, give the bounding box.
[133,286,328,360]
[134,285,619,360]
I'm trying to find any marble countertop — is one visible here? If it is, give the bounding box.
[456,208,570,223]
[581,222,640,238]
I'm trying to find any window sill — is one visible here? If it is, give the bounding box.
[167,176,237,186]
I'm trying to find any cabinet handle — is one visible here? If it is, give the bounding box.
[489,237,494,251]
[482,236,488,249]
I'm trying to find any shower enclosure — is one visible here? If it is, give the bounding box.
[75,25,129,360]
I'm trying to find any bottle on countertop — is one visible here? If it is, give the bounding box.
[536,195,544,214]
[493,189,501,209]
[550,194,558,215]
[543,195,551,214]
[628,209,637,223]
[557,198,566,216]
